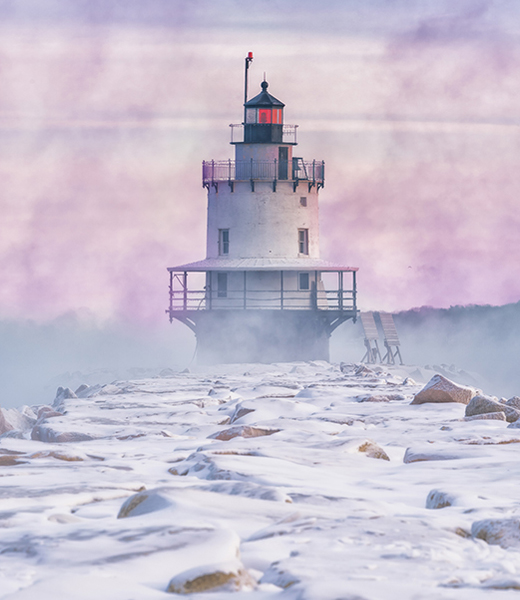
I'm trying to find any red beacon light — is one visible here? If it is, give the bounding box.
[247,51,253,59]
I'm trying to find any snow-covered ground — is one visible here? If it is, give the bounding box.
[1,361,520,599]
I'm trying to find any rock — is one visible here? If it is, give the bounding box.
[48,513,83,524]
[464,412,506,421]
[0,407,36,435]
[465,395,520,422]
[471,518,520,548]
[53,386,77,410]
[356,395,390,403]
[229,405,255,424]
[355,365,375,376]
[0,455,28,466]
[358,441,390,461]
[30,425,94,443]
[29,451,84,462]
[159,368,176,377]
[117,490,171,518]
[209,426,280,441]
[426,490,455,509]
[411,374,475,405]
[403,446,476,463]
[37,406,63,421]
[506,396,520,410]
[482,578,520,590]
[74,384,91,397]
[167,560,255,594]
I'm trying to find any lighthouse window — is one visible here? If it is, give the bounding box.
[219,229,229,255]
[299,272,310,290]
[258,109,271,124]
[217,272,228,298]
[245,108,256,124]
[300,197,307,207]
[272,109,282,124]
[298,229,309,255]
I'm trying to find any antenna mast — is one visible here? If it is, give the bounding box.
[244,51,253,121]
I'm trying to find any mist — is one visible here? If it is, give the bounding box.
[0,312,195,409]
[331,301,520,398]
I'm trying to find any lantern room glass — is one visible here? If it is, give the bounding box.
[244,107,283,125]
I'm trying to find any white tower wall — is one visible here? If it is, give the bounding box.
[206,182,319,259]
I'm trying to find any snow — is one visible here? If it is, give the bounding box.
[1,361,520,598]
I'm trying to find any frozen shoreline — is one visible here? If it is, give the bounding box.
[1,361,520,599]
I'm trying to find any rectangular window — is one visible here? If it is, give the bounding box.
[272,109,282,124]
[299,272,310,290]
[245,108,256,123]
[219,229,229,255]
[300,197,307,207]
[298,228,309,255]
[217,272,227,298]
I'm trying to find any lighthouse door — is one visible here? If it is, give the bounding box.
[278,147,288,180]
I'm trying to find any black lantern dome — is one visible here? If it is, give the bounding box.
[243,81,285,143]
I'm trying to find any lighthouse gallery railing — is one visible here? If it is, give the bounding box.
[167,273,356,313]
[202,159,324,187]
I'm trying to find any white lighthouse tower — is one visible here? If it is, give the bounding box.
[167,55,358,363]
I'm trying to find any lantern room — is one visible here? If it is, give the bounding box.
[242,81,289,144]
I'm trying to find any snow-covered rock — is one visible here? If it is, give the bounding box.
[464,411,506,421]
[426,489,455,509]
[472,518,520,548]
[2,361,520,599]
[209,425,280,441]
[0,406,36,435]
[117,489,171,518]
[31,425,94,443]
[465,395,520,422]
[166,560,255,594]
[411,374,475,405]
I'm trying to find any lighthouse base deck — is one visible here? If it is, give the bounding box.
[173,309,355,364]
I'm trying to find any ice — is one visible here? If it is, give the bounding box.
[1,362,520,598]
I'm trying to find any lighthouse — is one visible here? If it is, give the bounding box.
[167,55,358,363]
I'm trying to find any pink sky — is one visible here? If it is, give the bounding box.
[1,0,520,323]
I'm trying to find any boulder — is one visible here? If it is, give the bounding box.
[52,386,77,411]
[37,406,63,421]
[30,425,94,443]
[426,490,455,509]
[465,395,520,422]
[358,441,390,461]
[403,446,475,463]
[464,412,506,422]
[209,426,280,441]
[411,374,475,405]
[506,396,520,410]
[117,489,171,518]
[0,407,36,435]
[472,518,520,548]
[356,395,390,403]
[167,560,255,594]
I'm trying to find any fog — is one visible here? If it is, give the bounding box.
[331,301,520,398]
[2,302,520,410]
[0,312,195,409]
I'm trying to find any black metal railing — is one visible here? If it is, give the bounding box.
[230,124,298,144]
[202,159,324,187]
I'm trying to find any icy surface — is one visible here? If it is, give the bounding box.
[1,362,520,599]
